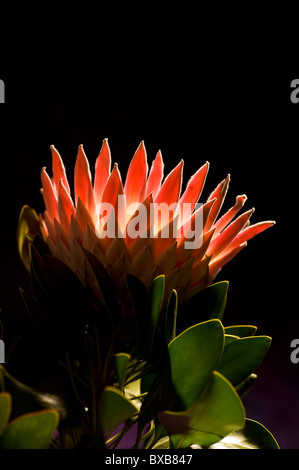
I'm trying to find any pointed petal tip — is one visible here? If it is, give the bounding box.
[101,138,110,148]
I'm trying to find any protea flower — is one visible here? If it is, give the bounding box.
[18,139,274,317]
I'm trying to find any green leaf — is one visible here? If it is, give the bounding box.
[17,205,47,272]
[224,334,239,346]
[159,370,245,448]
[0,365,85,428]
[0,408,59,449]
[209,418,279,449]
[224,325,257,337]
[217,336,271,386]
[205,281,229,320]
[151,275,165,330]
[99,386,138,434]
[165,289,178,344]
[235,374,257,398]
[168,319,224,410]
[177,281,229,333]
[114,353,131,391]
[0,392,11,436]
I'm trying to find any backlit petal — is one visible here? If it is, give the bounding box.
[207,208,254,258]
[205,174,230,231]
[76,197,95,232]
[51,145,70,195]
[94,138,111,205]
[178,161,210,224]
[58,179,76,234]
[124,141,148,207]
[74,145,96,216]
[209,242,248,280]
[41,168,58,222]
[224,220,275,252]
[145,150,164,199]
[214,194,247,235]
[100,163,123,209]
[155,160,184,206]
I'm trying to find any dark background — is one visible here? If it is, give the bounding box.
[0,63,297,448]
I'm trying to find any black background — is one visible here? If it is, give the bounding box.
[0,57,297,449]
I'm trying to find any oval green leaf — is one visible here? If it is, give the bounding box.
[0,408,59,449]
[168,319,224,410]
[99,386,138,434]
[151,275,165,329]
[159,370,245,448]
[209,418,279,449]
[17,205,46,272]
[165,289,178,344]
[114,353,131,391]
[224,325,257,337]
[0,392,12,436]
[217,336,271,386]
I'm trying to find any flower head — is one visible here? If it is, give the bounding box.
[21,140,274,316]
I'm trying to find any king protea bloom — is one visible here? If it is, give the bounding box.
[20,140,274,316]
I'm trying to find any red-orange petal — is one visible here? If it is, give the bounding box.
[40,168,58,222]
[191,227,216,265]
[189,254,211,287]
[43,210,55,241]
[124,141,148,208]
[51,145,70,195]
[224,220,275,252]
[209,242,248,280]
[145,150,164,199]
[124,192,154,249]
[101,163,123,208]
[74,145,96,216]
[58,179,76,234]
[205,175,230,231]
[94,138,111,205]
[69,214,84,246]
[155,160,184,207]
[153,215,179,259]
[214,194,247,235]
[177,199,216,247]
[75,197,96,233]
[178,161,210,223]
[207,208,254,258]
